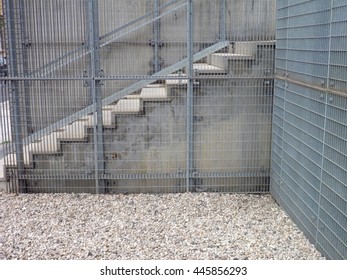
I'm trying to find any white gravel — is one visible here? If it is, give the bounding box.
[0,190,324,260]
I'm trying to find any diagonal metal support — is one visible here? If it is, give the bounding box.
[24,41,229,145]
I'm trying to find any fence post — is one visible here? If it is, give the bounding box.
[219,0,226,41]
[88,0,105,194]
[153,0,161,73]
[5,0,26,193]
[19,0,31,135]
[186,0,194,192]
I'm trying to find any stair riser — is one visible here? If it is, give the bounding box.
[208,54,228,70]
[231,42,257,56]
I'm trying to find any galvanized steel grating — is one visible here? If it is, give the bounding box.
[0,0,276,193]
[271,0,347,260]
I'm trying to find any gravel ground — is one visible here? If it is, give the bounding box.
[0,190,325,260]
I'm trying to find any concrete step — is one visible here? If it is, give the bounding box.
[140,85,170,101]
[113,98,143,114]
[0,157,5,179]
[230,40,276,56]
[3,93,167,168]
[4,99,144,167]
[207,40,275,71]
[165,73,188,86]
[184,63,228,75]
[208,53,254,70]
[5,146,32,166]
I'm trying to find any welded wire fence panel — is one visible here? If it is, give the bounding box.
[1,0,276,194]
[271,0,347,260]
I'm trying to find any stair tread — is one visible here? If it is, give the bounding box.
[234,40,276,45]
[192,63,227,74]
[140,86,168,100]
[58,121,88,139]
[165,73,188,85]
[29,133,58,153]
[114,99,142,113]
[212,53,254,59]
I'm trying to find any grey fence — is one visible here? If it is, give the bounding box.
[1,0,346,261]
[272,0,347,259]
[0,0,276,193]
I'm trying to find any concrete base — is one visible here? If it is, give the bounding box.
[0,180,6,191]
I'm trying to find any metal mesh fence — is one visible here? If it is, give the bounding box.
[271,0,347,260]
[0,0,276,194]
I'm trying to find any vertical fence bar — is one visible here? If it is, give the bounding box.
[186,0,194,192]
[19,0,31,136]
[153,0,161,73]
[219,0,226,41]
[5,0,26,192]
[88,0,105,194]
[315,0,333,249]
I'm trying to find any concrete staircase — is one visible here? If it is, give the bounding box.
[4,83,175,167]
[207,41,275,75]
[3,40,275,173]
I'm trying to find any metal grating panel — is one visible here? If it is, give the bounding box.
[0,0,276,194]
[272,0,347,259]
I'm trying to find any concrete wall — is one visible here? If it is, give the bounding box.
[15,0,276,132]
